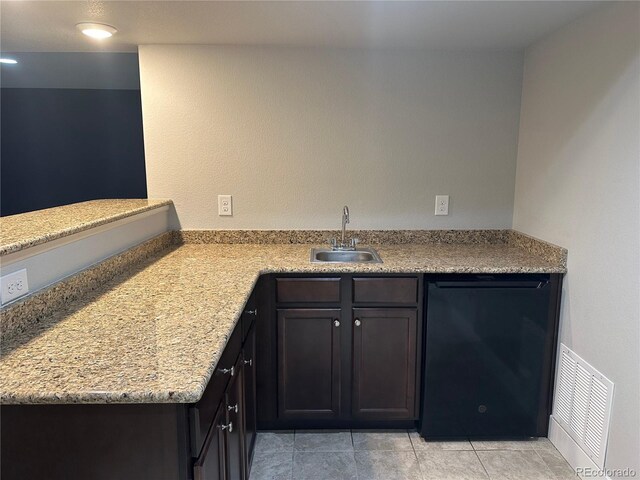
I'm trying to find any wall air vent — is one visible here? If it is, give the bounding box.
[552,344,614,469]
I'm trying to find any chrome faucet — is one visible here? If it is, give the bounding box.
[341,206,350,246]
[330,205,357,251]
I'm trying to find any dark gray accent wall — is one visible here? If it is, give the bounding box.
[0,52,141,90]
[0,52,147,216]
[1,88,147,216]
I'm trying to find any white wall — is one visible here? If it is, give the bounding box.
[140,46,523,230]
[513,3,639,475]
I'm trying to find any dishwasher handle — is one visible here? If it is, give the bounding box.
[433,280,547,289]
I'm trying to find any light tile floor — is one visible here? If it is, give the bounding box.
[249,430,578,480]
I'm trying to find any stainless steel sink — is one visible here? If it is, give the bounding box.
[312,206,382,263]
[310,247,383,264]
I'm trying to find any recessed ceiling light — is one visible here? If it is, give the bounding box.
[0,58,18,64]
[76,22,117,39]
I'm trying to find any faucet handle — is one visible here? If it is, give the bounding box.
[329,238,337,248]
[350,238,359,249]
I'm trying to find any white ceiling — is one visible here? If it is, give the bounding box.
[1,1,606,53]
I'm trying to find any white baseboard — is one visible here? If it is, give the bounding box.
[549,416,611,480]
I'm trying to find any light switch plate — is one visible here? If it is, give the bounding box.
[218,195,233,216]
[1,268,29,305]
[435,195,449,215]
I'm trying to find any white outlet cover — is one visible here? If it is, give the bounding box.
[435,195,449,215]
[218,195,233,216]
[1,268,30,305]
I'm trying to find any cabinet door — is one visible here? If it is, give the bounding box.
[193,405,226,480]
[243,322,257,475]
[277,309,342,420]
[352,308,418,420]
[225,358,246,480]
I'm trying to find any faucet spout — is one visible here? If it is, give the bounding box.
[341,206,350,247]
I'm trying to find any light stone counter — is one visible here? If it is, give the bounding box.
[0,199,172,256]
[0,239,565,405]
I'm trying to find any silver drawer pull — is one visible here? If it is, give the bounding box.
[219,422,233,432]
[244,358,253,367]
[228,403,238,413]
[245,309,258,316]
[354,319,361,327]
[219,366,235,376]
[334,319,340,327]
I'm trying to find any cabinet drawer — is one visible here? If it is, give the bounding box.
[353,277,418,304]
[191,322,242,457]
[276,278,341,303]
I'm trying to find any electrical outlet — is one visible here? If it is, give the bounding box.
[218,195,233,216]
[435,195,449,215]
[1,268,29,305]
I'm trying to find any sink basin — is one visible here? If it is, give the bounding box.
[310,247,383,264]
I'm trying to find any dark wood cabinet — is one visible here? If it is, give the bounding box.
[191,324,243,458]
[277,308,342,420]
[225,356,246,480]
[194,354,249,480]
[1,404,192,480]
[257,274,423,429]
[242,322,257,476]
[192,303,262,480]
[194,405,226,480]
[352,308,418,420]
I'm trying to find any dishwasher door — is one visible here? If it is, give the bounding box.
[421,275,554,438]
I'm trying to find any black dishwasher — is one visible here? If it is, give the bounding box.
[421,274,557,439]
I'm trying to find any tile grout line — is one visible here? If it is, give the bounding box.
[406,430,422,469]
[408,429,418,455]
[475,447,559,480]
[290,430,296,480]
[350,429,358,480]
[412,437,428,480]
[351,430,361,480]
[532,448,565,479]
[473,449,493,480]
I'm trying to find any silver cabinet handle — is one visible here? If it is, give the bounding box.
[219,422,233,432]
[334,319,340,327]
[228,403,238,413]
[245,309,258,316]
[244,358,253,367]
[219,366,235,376]
[354,319,361,327]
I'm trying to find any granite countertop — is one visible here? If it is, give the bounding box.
[0,240,565,405]
[0,199,172,256]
